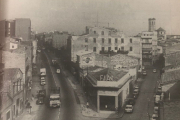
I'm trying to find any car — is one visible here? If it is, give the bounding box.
[37,49,41,52]
[133,89,139,98]
[151,113,158,120]
[142,66,145,70]
[56,69,60,74]
[40,77,46,85]
[153,69,157,73]
[126,98,135,105]
[142,71,147,75]
[36,96,44,104]
[154,95,161,105]
[134,85,139,89]
[153,106,159,114]
[157,86,162,93]
[125,105,133,113]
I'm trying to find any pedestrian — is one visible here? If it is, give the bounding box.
[105,105,107,109]
[86,101,89,108]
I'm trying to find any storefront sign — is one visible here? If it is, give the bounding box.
[100,74,113,81]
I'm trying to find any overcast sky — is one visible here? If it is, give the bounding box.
[1,0,180,36]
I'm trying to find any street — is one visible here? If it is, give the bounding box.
[34,49,100,120]
[122,69,159,120]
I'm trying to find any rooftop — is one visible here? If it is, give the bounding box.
[156,27,165,31]
[164,100,180,120]
[89,68,128,82]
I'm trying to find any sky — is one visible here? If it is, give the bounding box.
[1,0,180,36]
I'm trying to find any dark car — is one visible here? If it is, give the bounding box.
[36,96,44,104]
[133,89,139,99]
[126,98,135,105]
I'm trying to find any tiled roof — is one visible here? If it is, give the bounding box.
[156,27,165,31]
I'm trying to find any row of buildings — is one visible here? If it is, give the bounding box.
[36,18,165,112]
[0,18,37,120]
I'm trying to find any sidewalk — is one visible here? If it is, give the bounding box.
[56,55,124,119]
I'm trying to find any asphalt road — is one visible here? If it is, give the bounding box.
[121,69,159,120]
[35,50,100,120]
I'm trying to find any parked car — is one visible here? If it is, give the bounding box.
[154,95,161,105]
[157,86,162,93]
[151,113,158,120]
[125,105,133,113]
[153,106,159,114]
[56,69,60,74]
[133,89,139,99]
[134,85,139,89]
[37,96,44,104]
[37,49,41,52]
[142,66,145,70]
[126,98,135,105]
[40,77,46,85]
[153,69,157,73]
[142,71,147,75]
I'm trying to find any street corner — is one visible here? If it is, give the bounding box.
[81,106,99,118]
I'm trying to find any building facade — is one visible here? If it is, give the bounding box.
[84,68,132,112]
[52,31,69,50]
[0,68,24,120]
[15,18,31,41]
[2,38,32,101]
[141,31,158,66]
[69,26,141,63]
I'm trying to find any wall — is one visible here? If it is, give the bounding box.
[15,18,31,41]
[52,32,69,50]
[2,51,25,83]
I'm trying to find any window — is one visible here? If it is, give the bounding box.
[130,47,133,51]
[121,46,124,51]
[108,38,111,43]
[93,47,96,52]
[130,38,132,43]
[12,45,14,48]
[101,31,104,35]
[13,105,15,115]
[121,38,124,43]
[108,47,111,51]
[115,38,118,43]
[115,47,118,50]
[6,111,10,120]
[8,22,10,28]
[93,38,96,43]
[16,98,19,106]
[102,47,104,51]
[85,45,88,51]
[94,31,96,34]
[102,38,104,43]
[85,38,88,43]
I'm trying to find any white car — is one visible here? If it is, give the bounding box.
[142,66,145,70]
[56,69,60,74]
[125,105,133,113]
[151,113,158,120]
[153,69,157,73]
[40,77,46,85]
[142,71,147,75]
